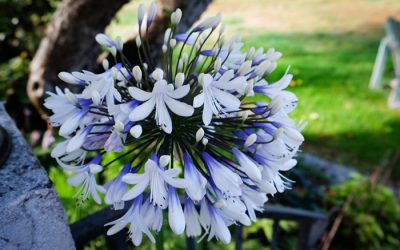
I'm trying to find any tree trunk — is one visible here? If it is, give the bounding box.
[27,0,129,115]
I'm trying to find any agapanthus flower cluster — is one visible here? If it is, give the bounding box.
[45,2,304,246]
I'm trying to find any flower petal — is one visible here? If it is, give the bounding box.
[129,97,156,121]
[122,179,149,201]
[193,93,204,108]
[212,88,241,109]
[164,96,194,117]
[167,85,190,99]
[128,87,153,101]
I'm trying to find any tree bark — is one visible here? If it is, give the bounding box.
[27,0,129,115]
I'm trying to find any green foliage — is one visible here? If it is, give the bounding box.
[325,175,400,250]
[0,0,58,102]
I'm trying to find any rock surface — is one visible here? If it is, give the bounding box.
[0,103,75,250]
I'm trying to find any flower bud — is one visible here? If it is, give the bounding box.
[171,8,182,24]
[138,4,145,25]
[132,66,142,82]
[245,79,254,96]
[130,125,143,138]
[284,127,304,142]
[175,73,185,87]
[111,67,118,80]
[114,120,125,133]
[110,47,117,57]
[147,2,158,25]
[198,73,205,86]
[244,133,257,147]
[136,36,142,47]
[64,89,77,105]
[219,24,226,35]
[213,58,221,72]
[214,199,226,208]
[169,39,177,48]
[102,59,109,70]
[273,128,284,140]
[162,44,167,53]
[89,164,103,174]
[246,47,256,60]
[164,28,171,45]
[91,90,101,106]
[202,138,208,146]
[266,62,277,74]
[151,68,164,81]
[238,60,252,75]
[255,60,271,76]
[116,36,123,51]
[159,155,171,167]
[195,128,204,142]
[182,52,189,62]
[270,95,285,115]
[242,110,249,121]
[177,59,183,72]
[58,72,82,84]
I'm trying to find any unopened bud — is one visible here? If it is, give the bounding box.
[202,138,208,146]
[270,95,285,115]
[177,59,183,72]
[175,73,185,87]
[171,8,182,24]
[284,127,304,142]
[169,39,177,48]
[198,73,205,86]
[114,120,125,133]
[111,67,118,80]
[162,45,167,53]
[159,155,171,167]
[238,60,252,75]
[65,89,77,105]
[164,28,171,45]
[273,128,284,140]
[136,36,142,47]
[116,36,123,51]
[151,68,164,81]
[91,90,101,106]
[242,111,249,121]
[195,128,204,142]
[214,199,226,208]
[246,47,256,60]
[110,47,117,57]
[102,59,109,70]
[138,4,145,24]
[182,52,188,62]
[89,164,103,174]
[244,133,257,147]
[213,58,221,72]
[245,79,254,96]
[132,66,142,82]
[130,125,143,138]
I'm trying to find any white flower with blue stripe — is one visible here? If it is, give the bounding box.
[45,1,304,246]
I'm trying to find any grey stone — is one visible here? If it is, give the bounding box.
[0,102,75,250]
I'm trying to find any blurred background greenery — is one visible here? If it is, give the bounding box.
[1,0,400,249]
